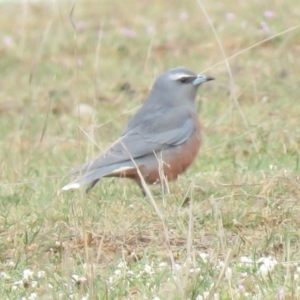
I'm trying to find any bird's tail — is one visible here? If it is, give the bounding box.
[61,163,137,192]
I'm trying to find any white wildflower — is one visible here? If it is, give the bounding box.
[240,256,253,265]
[144,264,153,274]
[258,256,277,272]
[198,252,208,263]
[259,264,269,278]
[13,280,23,286]
[114,269,121,276]
[55,241,62,247]
[225,267,232,280]
[117,261,127,269]
[159,262,168,267]
[6,261,15,268]
[173,263,181,270]
[23,269,34,280]
[278,288,284,300]
[214,293,220,300]
[233,219,240,225]
[190,267,201,273]
[37,270,46,278]
[28,293,37,300]
[108,276,114,283]
[71,274,87,283]
[0,272,11,280]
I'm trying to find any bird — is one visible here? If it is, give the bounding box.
[62,67,214,195]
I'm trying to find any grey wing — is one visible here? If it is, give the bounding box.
[73,107,196,174]
[62,107,197,190]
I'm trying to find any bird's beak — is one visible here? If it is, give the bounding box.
[192,75,215,86]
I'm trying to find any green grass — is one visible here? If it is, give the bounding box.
[0,0,300,299]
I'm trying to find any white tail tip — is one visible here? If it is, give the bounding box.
[61,183,81,191]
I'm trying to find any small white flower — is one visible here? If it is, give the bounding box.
[31,281,38,288]
[0,272,11,280]
[71,274,87,283]
[159,262,168,267]
[213,293,220,300]
[127,270,134,275]
[6,261,15,268]
[225,267,232,280]
[240,256,253,265]
[153,297,160,300]
[37,270,46,278]
[114,269,121,276]
[144,264,153,274]
[217,260,225,269]
[259,264,269,278]
[258,256,277,272]
[13,280,23,286]
[72,274,80,281]
[196,295,203,300]
[173,263,181,270]
[23,269,34,280]
[233,218,239,225]
[28,293,37,300]
[198,252,208,263]
[48,283,53,289]
[190,268,201,273]
[117,261,127,269]
[278,288,284,300]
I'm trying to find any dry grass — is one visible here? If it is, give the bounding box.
[0,0,300,299]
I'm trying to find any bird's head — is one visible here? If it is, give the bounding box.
[151,66,214,106]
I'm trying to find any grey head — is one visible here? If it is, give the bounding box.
[125,66,214,130]
[148,66,214,107]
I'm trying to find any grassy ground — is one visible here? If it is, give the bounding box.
[0,0,300,299]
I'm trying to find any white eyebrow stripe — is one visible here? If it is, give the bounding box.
[169,73,195,80]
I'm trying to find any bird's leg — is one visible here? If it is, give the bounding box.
[132,176,148,197]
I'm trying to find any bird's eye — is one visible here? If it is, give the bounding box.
[179,77,188,83]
